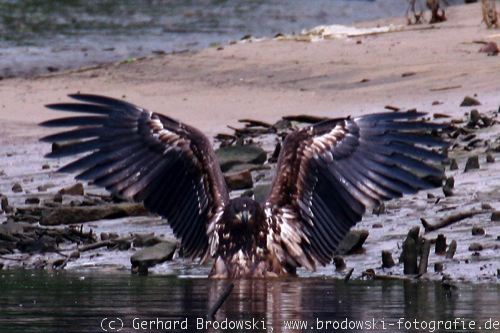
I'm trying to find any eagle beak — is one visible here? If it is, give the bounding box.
[241,210,250,224]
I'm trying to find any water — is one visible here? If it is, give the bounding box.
[0,0,465,78]
[1,270,499,333]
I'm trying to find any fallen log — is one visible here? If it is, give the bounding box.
[421,210,486,232]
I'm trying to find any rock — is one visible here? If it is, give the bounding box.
[100,232,109,241]
[25,197,40,205]
[337,230,369,255]
[486,153,495,163]
[464,156,479,172]
[491,211,500,222]
[40,203,148,225]
[468,109,481,126]
[333,256,346,270]
[216,145,267,172]
[460,96,481,107]
[449,158,458,170]
[372,223,383,229]
[434,262,444,272]
[472,226,485,236]
[42,164,50,170]
[130,241,177,269]
[435,234,447,255]
[468,243,483,252]
[58,183,84,196]
[37,183,55,192]
[53,193,63,203]
[1,196,10,212]
[11,183,23,193]
[479,42,499,56]
[427,193,435,199]
[372,202,385,215]
[252,184,271,204]
[481,203,492,210]
[133,233,162,247]
[224,170,253,191]
[381,250,395,268]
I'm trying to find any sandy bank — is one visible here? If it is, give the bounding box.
[0,3,499,139]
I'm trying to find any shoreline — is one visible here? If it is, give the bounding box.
[0,3,499,282]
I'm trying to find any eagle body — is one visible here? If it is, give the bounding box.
[41,94,448,278]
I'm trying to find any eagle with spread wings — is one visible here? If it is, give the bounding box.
[40,94,447,278]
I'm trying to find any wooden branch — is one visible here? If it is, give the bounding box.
[421,210,486,232]
[207,283,234,320]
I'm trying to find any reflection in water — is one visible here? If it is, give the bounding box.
[0,270,499,333]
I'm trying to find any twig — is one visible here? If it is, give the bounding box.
[207,283,234,320]
[421,210,486,232]
[344,268,354,283]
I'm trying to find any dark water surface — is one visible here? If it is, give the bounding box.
[0,0,465,77]
[1,270,499,333]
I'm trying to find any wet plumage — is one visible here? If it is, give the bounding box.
[40,94,448,278]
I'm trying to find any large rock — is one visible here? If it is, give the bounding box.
[58,183,84,196]
[337,229,369,255]
[40,203,148,225]
[224,170,253,190]
[130,241,177,268]
[216,145,267,172]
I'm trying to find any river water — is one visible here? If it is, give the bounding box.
[1,270,499,333]
[0,0,465,78]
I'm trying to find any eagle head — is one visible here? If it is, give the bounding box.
[225,197,263,228]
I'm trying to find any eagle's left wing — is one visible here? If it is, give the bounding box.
[40,94,229,259]
[265,111,448,271]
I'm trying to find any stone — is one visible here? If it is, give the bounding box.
[11,183,23,193]
[252,184,271,204]
[491,211,500,222]
[25,197,40,205]
[337,230,369,255]
[464,156,479,172]
[381,250,395,268]
[58,183,84,196]
[333,256,346,270]
[449,159,458,170]
[40,203,148,225]
[435,234,447,255]
[460,96,481,107]
[130,241,177,268]
[224,170,253,191]
[133,233,162,247]
[471,226,485,236]
[216,145,267,172]
[434,262,444,272]
[468,243,483,252]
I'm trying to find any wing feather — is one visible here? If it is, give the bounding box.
[266,111,447,269]
[41,94,229,258]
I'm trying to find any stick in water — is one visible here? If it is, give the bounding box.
[207,282,234,320]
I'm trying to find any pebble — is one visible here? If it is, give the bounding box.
[471,226,485,236]
[491,211,500,222]
[468,243,483,252]
[12,183,23,193]
[381,250,395,268]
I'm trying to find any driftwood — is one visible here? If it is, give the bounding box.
[282,115,328,124]
[418,239,431,274]
[207,283,234,320]
[421,210,486,232]
[344,268,354,282]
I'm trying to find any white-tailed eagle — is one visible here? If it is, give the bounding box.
[40,94,447,278]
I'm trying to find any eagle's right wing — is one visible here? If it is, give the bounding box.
[40,94,229,259]
[264,111,448,271]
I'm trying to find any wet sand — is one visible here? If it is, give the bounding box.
[0,3,499,281]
